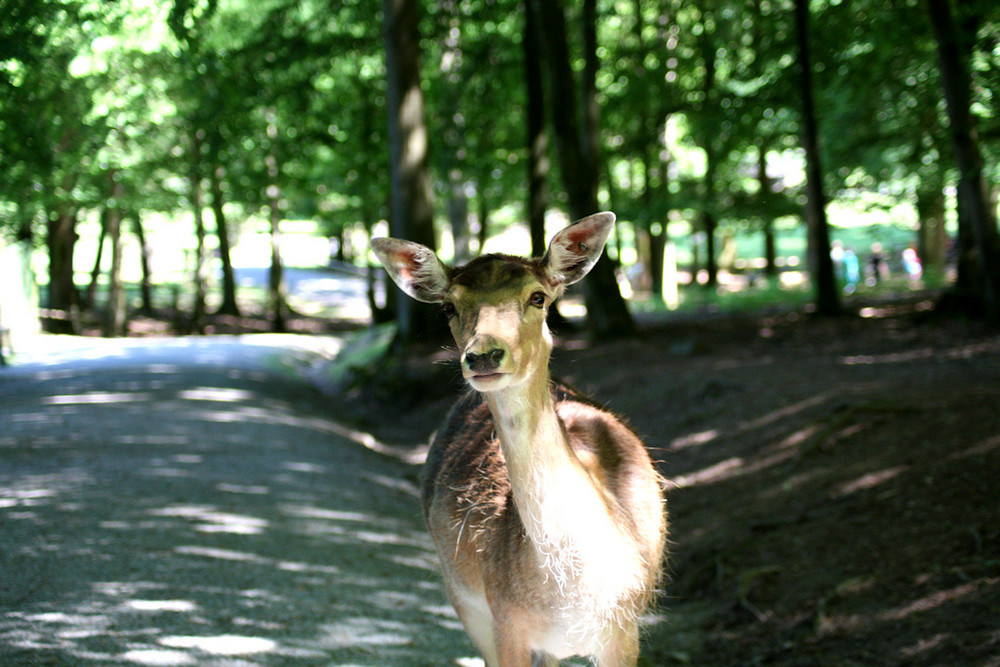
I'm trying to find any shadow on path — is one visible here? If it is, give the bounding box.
[0,336,473,665]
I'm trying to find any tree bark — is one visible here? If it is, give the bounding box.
[794,0,840,315]
[85,211,107,311]
[915,166,948,271]
[102,174,126,337]
[448,184,472,264]
[926,0,1000,320]
[268,201,287,333]
[265,118,288,333]
[580,0,601,193]
[132,212,154,315]
[477,192,491,257]
[209,160,239,316]
[758,143,778,277]
[524,0,549,259]
[651,153,671,300]
[45,207,80,334]
[532,0,636,339]
[383,0,441,346]
[189,130,208,333]
[699,29,719,288]
[525,0,572,330]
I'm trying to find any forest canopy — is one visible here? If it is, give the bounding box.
[1,0,999,335]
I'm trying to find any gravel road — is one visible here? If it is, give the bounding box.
[0,335,475,666]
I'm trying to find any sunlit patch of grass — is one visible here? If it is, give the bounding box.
[630,279,814,318]
[629,268,950,320]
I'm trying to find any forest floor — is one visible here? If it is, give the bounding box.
[323,294,1000,666]
[49,291,1000,665]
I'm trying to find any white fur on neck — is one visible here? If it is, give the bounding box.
[483,368,646,655]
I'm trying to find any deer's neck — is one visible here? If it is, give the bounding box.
[483,362,647,617]
[484,368,615,549]
[486,370,566,482]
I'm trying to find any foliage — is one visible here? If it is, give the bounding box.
[1,0,999,324]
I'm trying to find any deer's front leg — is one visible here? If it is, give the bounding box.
[490,605,537,667]
[448,593,499,666]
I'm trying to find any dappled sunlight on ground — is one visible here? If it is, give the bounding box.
[0,336,476,664]
[544,311,1000,665]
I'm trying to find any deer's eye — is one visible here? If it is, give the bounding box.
[442,302,457,319]
[529,292,547,309]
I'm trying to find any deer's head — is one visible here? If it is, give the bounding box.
[371,212,614,392]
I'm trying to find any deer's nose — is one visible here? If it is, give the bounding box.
[464,346,505,373]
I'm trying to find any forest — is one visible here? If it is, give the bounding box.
[2,2,1000,665]
[1,0,1000,339]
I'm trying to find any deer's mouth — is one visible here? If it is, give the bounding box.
[467,371,511,390]
[470,370,505,381]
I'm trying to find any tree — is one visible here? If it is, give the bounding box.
[383,0,440,346]
[809,0,951,276]
[0,2,115,332]
[169,0,220,332]
[599,0,678,301]
[532,0,636,339]
[4,0,998,341]
[794,0,840,315]
[101,172,127,336]
[927,0,1000,319]
[204,58,241,318]
[524,0,549,259]
[690,3,722,288]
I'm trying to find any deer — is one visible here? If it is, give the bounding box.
[370,212,667,666]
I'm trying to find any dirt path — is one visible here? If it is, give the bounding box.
[0,336,474,665]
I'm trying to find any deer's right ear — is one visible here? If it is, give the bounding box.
[370,238,450,303]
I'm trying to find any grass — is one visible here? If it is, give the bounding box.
[629,268,949,321]
[630,275,813,319]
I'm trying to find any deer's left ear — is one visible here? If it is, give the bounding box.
[543,211,615,287]
[370,238,450,303]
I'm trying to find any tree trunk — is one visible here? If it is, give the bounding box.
[926,0,1000,320]
[532,0,594,215]
[383,0,441,346]
[85,211,108,311]
[102,175,126,337]
[649,226,667,299]
[699,29,719,288]
[533,0,636,339]
[650,141,670,301]
[580,0,601,192]
[209,161,240,316]
[268,203,287,333]
[132,212,154,315]
[916,184,947,270]
[524,0,549,259]
[758,143,778,277]
[794,0,840,315]
[702,211,718,287]
[265,119,288,333]
[45,204,80,334]
[477,192,491,257]
[364,203,394,325]
[449,185,472,264]
[189,131,208,333]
